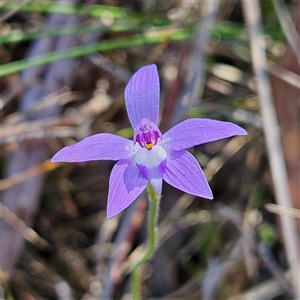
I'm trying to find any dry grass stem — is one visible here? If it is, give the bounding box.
[242,0,299,296]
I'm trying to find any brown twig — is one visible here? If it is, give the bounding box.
[241,1,299,297]
[0,0,31,22]
[265,203,300,219]
[271,0,300,63]
[171,0,220,126]
[0,0,91,280]
[228,271,290,300]
[0,203,52,252]
[98,195,148,300]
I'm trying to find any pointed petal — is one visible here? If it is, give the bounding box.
[107,160,147,218]
[162,118,247,151]
[125,64,160,128]
[51,133,133,163]
[163,150,213,199]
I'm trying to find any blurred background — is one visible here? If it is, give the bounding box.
[0,0,299,299]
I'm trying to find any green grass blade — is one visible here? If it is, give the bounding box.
[1,21,145,44]
[0,28,193,77]
[1,2,127,18]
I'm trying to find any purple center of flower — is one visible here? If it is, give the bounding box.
[133,118,167,193]
[133,118,162,150]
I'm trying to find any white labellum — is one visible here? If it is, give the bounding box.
[134,145,167,168]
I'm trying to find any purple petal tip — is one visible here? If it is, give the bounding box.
[125,64,160,128]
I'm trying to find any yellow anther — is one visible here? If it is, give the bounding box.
[145,142,153,150]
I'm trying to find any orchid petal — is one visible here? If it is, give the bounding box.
[107,159,147,218]
[51,133,133,163]
[162,118,247,151]
[163,150,213,199]
[125,64,160,128]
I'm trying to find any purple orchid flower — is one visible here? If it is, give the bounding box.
[52,64,247,218]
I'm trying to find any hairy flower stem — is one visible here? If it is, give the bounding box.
[131,183,160,300]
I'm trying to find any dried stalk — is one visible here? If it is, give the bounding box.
[271,0,300,63]
[241,1,299,297]
[171,0,220,126]
[0,0,86,280]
